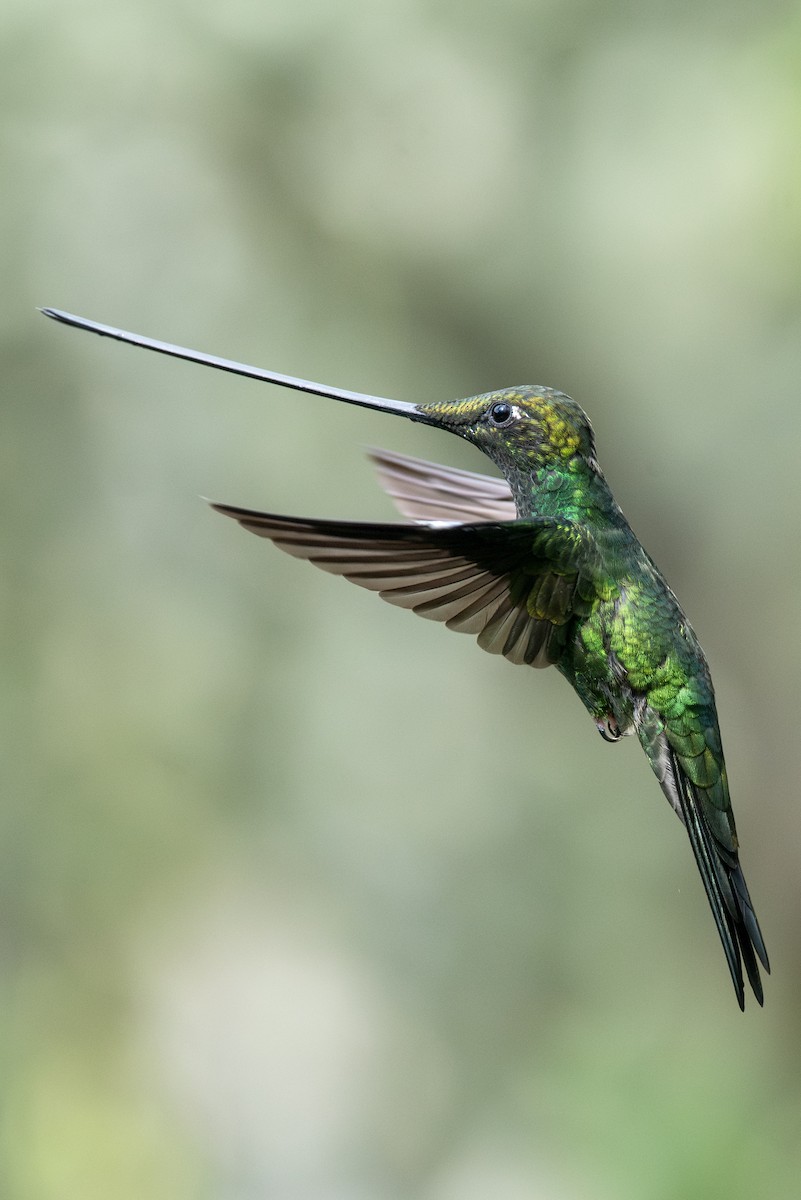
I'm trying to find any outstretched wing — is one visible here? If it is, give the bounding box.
[210,502,602,668]
[368,446,517,524]
[638,706,769,1008]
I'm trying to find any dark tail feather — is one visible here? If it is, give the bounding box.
[669,745,768,1009]
[731,863,770,973]
[730,863,770,1009]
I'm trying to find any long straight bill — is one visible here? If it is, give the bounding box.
[40,308,429,422]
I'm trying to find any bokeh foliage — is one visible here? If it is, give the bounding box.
[5,1,801,1196]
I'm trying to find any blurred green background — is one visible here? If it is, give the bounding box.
[5,1,801,1196]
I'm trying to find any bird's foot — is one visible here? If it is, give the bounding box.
[596,713,623,742]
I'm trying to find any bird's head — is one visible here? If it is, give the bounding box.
[416,386,598,477]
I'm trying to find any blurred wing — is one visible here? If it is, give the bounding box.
[638,708,769,1008]
[368,447,517,524]
[211,502,601,668]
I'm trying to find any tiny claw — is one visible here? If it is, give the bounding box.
[596,714,622,742]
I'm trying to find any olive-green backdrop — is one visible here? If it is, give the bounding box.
[5,2,800,1196]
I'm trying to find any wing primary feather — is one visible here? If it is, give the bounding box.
[368,446,517,523]
[210,501,596,669]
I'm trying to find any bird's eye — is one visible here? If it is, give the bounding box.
[488,401,514,427]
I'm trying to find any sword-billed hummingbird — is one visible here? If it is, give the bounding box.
[41,307,769,1008]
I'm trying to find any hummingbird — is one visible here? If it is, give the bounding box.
[41,307,769,1008]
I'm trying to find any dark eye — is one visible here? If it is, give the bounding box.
[488,401,514,427]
